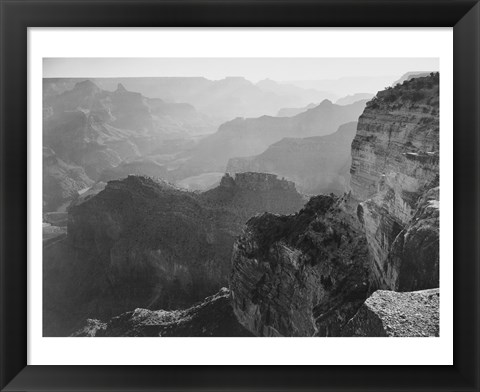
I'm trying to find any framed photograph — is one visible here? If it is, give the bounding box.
[1,0,479,391]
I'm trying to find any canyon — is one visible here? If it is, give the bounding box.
[229,73,440,336]
[227,121,357,195]
[171,99,367,180]
[43,73,440,338]
[42,80,216,211]
[44,173,304,336]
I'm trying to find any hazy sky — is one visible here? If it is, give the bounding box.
[43,58,438,83]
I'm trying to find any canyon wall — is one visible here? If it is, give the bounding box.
[230,74,440,336]
[350,73,439,289]
[230,194,371,337]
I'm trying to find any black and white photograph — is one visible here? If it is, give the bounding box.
[42,58,440,338]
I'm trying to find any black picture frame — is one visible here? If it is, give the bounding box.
[1,0,479,391]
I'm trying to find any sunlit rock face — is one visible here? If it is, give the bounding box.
[350,74,439,289]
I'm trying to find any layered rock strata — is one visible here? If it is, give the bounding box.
[350,74,439,289]
[230,74,440,337]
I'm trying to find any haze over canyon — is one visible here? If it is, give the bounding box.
[42,63,440,337]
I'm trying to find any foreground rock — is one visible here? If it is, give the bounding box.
[73,288,252,337]
[231,194,371,337]
[342,288,439,337]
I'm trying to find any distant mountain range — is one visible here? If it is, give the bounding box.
[170,99,367,181]
[286,75,397,97]
[42,80,215,211]
[335,93,375,105]
[44,77,335,122]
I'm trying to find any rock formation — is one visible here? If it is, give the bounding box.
[385,187,439,291]
[46,74,441,338]
[73,288,252,337]
[350,73,439,289]
[341,288,439,337]
[230,194,371,337]
[227,122,357,195]
[230,74,440,337]
[44,173,304,336]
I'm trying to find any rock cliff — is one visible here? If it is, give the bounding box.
[230,74,440,337]
[350,73,439,289]
[230,194,371,337]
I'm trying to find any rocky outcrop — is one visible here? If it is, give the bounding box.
[350,74,439,289]
[385,187,439,291]
[44,174,304,336]
[201,173,305,220]
[73,288,252,337]
[230,194,371,337]
[342,288,439,337]
[230,74,440,337]
[227,122,357,195]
